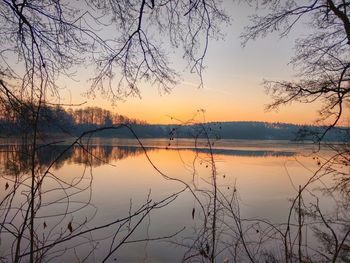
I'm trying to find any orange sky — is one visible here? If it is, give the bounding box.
[55,3,348,126]
[59,76,325,125]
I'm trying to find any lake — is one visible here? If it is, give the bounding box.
[0,138,345,262]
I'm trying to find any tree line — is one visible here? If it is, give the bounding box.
[0,103,145,136]
[0,103,346,141]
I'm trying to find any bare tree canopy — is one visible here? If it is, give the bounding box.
[243,0,350,135]
[0,0,229,102]
[1,1,350,262]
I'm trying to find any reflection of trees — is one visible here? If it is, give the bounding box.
[0,143,298,177]
[0,0,229,261]
[0,144,149,175]
[0,130,187,262]
[67,145,147,167]
[229,1,350,262]
[166,117,350,262]
[0,144,31,176]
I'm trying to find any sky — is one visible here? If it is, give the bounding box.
[58,1,325,125]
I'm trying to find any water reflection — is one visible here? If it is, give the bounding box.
[0,143,297,176]
[0,139,347,262]
[0,144,145,175]
[179,147,295,157]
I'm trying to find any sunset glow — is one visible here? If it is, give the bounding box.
[55,2,332,126]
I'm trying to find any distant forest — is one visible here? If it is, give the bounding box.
[0,104,347,141]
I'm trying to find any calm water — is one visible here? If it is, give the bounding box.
[0,138,339,262]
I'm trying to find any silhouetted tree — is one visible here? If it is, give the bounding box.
[0,0,229,105]
[0,1,229,262]
[241,2,350,262]
[243,0,350,140]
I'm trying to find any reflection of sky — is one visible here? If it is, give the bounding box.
[46,143,331,262]
[0,139,338,262]
[0,142,298,176]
